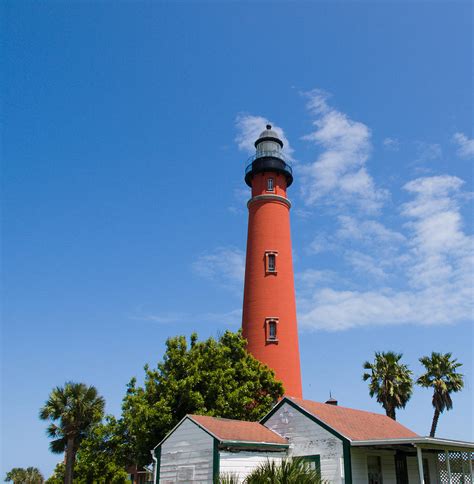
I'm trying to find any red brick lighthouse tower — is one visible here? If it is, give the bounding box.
[242,125,303,398]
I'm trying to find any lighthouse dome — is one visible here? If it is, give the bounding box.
[245,123,293,188]
[254,124,284,150]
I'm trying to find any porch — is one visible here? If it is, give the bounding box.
[351,437,473,484]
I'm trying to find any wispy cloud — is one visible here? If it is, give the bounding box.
[227,187,251,214]
[192,246,245,290]
[336,215,406,245]
[235,114,295,161]
[453,132,474,159]
[300,89,387,213]
[298,175,473,331]
[415,142,442,164]
[383,137,400,151]
[132,309,242,327]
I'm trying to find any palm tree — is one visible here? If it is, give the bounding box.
[363,351,413,420]
[244,458,322,484]
[5,466,44,483]
[417,352,464,437]
[39,382,105,484]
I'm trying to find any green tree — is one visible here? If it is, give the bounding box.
[363,351,413,420]
[44,464,64,484]
[71,416,129,483]
[4,467,44,483]
[417,352,464,437]
[122,330,284,466]
[39,382,105,484]
[243,458,322,484]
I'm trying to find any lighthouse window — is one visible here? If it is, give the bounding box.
[267,177,274,192]
[265,251,278,274]
[266,319,278,342]
[268,254,276,272]
[269,322,277,339]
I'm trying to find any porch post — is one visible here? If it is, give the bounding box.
[416,446,425,484]
[468,452,473,483]
[445,450,452,484]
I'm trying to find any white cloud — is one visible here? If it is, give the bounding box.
[336,215,406,245]
[402,175,472,289]
[235,114,294,161]
[298,175,473,331]
[300,89,387,213]
[453,132,474,159]
[345,251,388,280]
[192,246,245,290]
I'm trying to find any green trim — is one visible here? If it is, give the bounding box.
[213,438,220,484]
[300,454,321,478]
[261,398,350,442]
[219,441,289,451]
[156,446,161,484]
[343,441,353,484]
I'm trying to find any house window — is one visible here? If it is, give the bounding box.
[301,455,321,477]
[265,318,278,342]
[265,251,278,274]
[267,177,274,191]
[367,456,383,484]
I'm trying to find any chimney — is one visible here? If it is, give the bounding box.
[325,393,338,406]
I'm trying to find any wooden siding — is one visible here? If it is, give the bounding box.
[159,418,214,484]
[265,402,344,483]
[219,450,286,483]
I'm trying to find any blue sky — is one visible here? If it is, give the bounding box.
[2,0,473,478]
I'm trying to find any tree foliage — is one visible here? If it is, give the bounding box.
[417,352,464,437]
[39,382,105,484]
[45,418,129,484]
[44,463,64,484]
[122,330,284,466]
[4,467,44,484]
[363,351,413,420]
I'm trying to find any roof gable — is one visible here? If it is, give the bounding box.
[189,414,288,445]
[286,398,418,441]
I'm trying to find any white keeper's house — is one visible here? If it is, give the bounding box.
[151,396,473,484]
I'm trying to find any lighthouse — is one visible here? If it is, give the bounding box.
[242,125,303,398]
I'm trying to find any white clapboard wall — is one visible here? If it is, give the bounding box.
[264,402,344,483]
[219,450,286,483]
[159,418,214,484]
